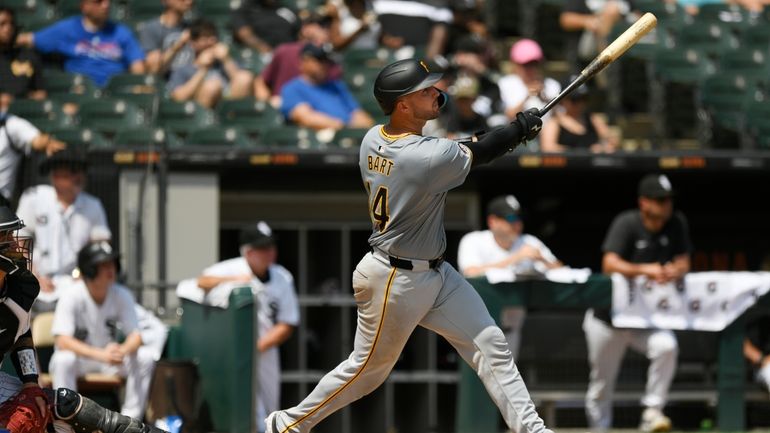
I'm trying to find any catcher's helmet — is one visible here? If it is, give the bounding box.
[0,195,31,269]
[374,59,444,115]
[78,241,120,280]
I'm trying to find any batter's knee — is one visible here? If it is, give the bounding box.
[475,326,509,353]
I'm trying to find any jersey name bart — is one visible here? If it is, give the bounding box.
[367,155,395,176]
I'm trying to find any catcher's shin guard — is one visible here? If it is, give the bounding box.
[52,388,168,433]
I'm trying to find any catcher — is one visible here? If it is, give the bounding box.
[0,195,166,433]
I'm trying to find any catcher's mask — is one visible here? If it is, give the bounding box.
[0,201,32,270]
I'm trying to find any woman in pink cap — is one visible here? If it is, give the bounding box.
[497,38,561,127]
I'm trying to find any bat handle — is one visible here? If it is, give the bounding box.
[537,75,588,117]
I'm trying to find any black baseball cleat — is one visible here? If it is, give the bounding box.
[53,388,169,433]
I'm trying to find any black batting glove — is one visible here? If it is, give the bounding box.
[514,108,543,144]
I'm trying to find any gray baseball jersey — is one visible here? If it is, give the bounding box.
[268,124,551,433]
[359,126,472,260]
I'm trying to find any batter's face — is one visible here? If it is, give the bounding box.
[399,86,441,120]
[639,196,673,233]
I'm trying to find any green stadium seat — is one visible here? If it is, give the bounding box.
[185,127,252,147]
[260,126,322,149]
[696,3,753,27]
[635,0,690,27]
[43,70,100,97]
[4,0,56,30]
[654,47,714,84]
[8,99,73,130]
[126,0,165,21]
[717,48,769,85]
[49,128,110,148]
[233,48,267,74]
[743,99,770,149]
[106,73,163,95]
[739,25,770,52]
[157,100,217,136]
[700,75,761,147]
[15,14,55,32]
[672,22,738,59]
[57,0,126,20]
[197,0,241,21]
[113,128,180,148]
[217,98,283,129]
[333,128,368,149]
[78,99,146,135]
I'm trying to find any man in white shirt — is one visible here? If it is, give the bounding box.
[197,221,300,433]
[16,148,110,312]
[0,112,65,201]
[49,240,156,419]
[457,195,562,357]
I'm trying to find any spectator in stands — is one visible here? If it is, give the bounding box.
[539,75,618,153]
[280,43,373,130]
[254,12,341,107]
[560,0,631,67]
[232,0,300,56]
[327,0,381,51]
[585,173,692,433]
[373,0,452,59]
[16,147,110,313]
[447,35,503,125]
[49,240,157,419]
[0,7,46,105]
[138,0,195,75]
[445,0,489,54]
[196,222,299,433]
[457,195,562,358]
[744,314,770,395]
[16,0,146,88]
[498,39,561,124]
[167,18,254,109]
[0,112,65,202]
[432,74,493,138]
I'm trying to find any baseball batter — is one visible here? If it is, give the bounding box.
[0,196,168,433]
[266,59,550,433]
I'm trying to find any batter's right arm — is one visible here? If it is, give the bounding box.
[465,109,542,166]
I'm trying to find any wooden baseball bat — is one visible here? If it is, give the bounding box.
[538,12,658,116]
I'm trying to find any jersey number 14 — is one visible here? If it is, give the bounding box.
[368,184,390,232]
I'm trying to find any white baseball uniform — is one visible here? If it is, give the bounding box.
[16,185,110,310]
[498,75,561,123]
[268,126,552,433]
[457,230,558,357]
[0,114,40,201]
[49,279,155,418]
[202,257,300,433]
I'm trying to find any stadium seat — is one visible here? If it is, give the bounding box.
[49,128,110,148]
[700,75,761,147]
[106,73,163,95]
[113,128,180,148]
[672,22,738,59]
[233,48,268,74]
[126,0,165,22]
[260,126,322,149]
[4,0,56,30]
[717,48,769,85]
[743,99,770,149]
[185,127,253,147]
[197,0,241,21]
[333,128,368,149]
[654,47,714,84]
[43,70,100,98]
[78,99,146,135]
[157,100,217,136]
[696,3,753,28]
[740,24,770,51]
[57,0,126,20]
[8,99,73,130]
[217,98,283,128]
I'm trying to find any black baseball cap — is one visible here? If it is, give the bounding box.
[40,147,88,175]
[638,173,675,199]
[301,43,332,63]
[239,221,276,249]
[486,195,522,223]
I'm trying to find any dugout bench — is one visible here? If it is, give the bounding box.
[456,276,769,433]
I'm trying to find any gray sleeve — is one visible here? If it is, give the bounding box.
[138,20,162,52]
[426,138,473,194]
[166,65,196,92]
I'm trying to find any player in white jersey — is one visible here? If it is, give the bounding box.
[0,195,167,433]
[197,222,299,433]
[16,148,110,312]
[266,59,549,433]
[458,194,562,357]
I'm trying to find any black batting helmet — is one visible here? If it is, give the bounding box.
[77,240,120,280]
[373,59,444,115]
